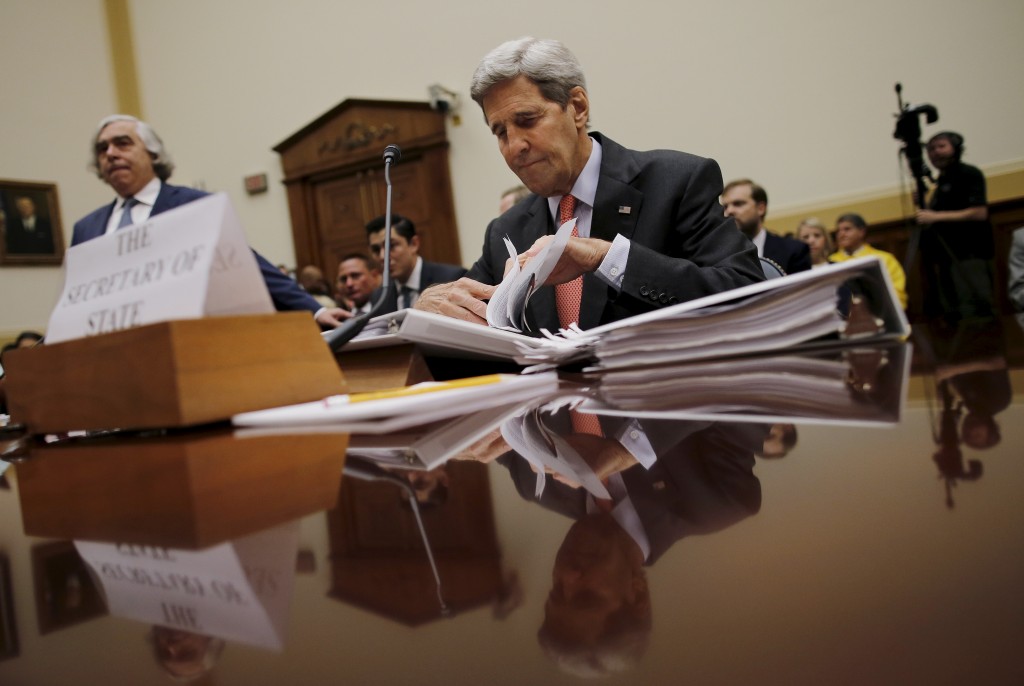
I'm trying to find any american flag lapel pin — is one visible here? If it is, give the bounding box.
[618,205,631,214]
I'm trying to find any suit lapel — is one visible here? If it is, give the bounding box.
[579,135,644,330]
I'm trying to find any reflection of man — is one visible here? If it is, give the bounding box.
[1007,228,1024,313]
[71,114,347,327]
[721,179,811,275]
[498,416,763,675]
[4,195,56,254]
[829,213,908,309]
[336,253,382,314]
[915,131,995,319]
[365,213,466,313]
[416,37,763,329]
[150,626,225,680]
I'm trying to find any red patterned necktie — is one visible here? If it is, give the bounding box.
[555,194,582,329]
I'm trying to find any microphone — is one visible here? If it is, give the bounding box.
[383,144,401,165]
[323,144,402,352]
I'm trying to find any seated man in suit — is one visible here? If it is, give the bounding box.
[721,179,811,275]
[365,213,467,313]
[829,213,908,309]
[73,114,348,327]
[414,37,764,330]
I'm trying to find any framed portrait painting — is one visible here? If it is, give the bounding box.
[0,179,65,266]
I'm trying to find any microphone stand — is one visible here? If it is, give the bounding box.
[323,144,401,352]
[342,456,452,617]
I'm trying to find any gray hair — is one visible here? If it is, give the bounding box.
[89,114,175,181]
[470,37,587,114]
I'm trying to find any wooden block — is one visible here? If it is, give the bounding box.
[4,313,345,433]
[16,429,348,549]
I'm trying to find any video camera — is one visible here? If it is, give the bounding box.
[893,83,939,207]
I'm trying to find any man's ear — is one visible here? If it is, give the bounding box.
[410,234,421,253]
[568,86,589,128]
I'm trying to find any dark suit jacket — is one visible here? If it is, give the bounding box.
[4,216,54,254]
[372,259,468,314]
[466,133,764,332]
[763,231,811,275]
[71,183,322,314]
[498,417,764,564]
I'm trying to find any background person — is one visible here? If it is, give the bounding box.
[829,213,908,309]
[721,179,811,275]
[72,114,347,328]
[796,217,834,268]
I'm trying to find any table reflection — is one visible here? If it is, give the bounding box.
[0,325,1022,684]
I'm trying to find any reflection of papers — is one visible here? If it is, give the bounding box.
[75,522,299,650]
[581,341,911,426]
[232,372,560,434]
[346,401,540,470]
[488,217,576,331]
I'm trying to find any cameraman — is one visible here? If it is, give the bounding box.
[915,131,995,319]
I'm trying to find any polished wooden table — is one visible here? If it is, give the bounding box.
[1,316,1022,685]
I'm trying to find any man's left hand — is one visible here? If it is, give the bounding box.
[519,235,612,285]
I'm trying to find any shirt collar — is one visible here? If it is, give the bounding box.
[751,227,767,255]
[402,256,424,291]
[119,177,162,208]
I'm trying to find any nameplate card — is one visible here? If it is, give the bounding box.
[75,522,298,650]
[46,193,273,344]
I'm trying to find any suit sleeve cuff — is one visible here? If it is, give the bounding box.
[595,233,630,292]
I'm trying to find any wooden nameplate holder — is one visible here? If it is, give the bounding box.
[16,428,348,548]
[334,343,433,394]
[5,312,346,434]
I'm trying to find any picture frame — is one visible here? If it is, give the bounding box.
[0,179,65,266]
[0,554,18,660]
[31,542,106,635]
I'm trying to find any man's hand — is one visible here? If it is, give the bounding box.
[915,209,940,225]
[518,235,612,285]
[416,278,495,324]
[315,307,356,328]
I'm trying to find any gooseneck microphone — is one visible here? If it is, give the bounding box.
[323,144,402,352]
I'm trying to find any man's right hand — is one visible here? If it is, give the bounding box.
[415,277,495,324]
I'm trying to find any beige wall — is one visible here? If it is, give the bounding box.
[2,0,1023,334]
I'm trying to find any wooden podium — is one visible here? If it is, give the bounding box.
[332,343,433,394]
[4,313,346,434]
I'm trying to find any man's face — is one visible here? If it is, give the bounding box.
[834,220,866,253]
[14,197,35,219]
[482,76,590,198]
[368,227,419,283]
[721,184,765,238]
[544,515,644,643]
[94,120,157,197]
[927,137,956,171]
[337,258,380,307]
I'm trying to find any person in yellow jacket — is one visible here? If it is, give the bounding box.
[829,213,908,309]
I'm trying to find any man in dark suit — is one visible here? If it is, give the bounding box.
[414,37,764,331]
[721,178,811,276]
[364,213,467,313]
[72,114,347,326]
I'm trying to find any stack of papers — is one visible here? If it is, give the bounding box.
[351,256,907,370]
[232,372,560,435]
